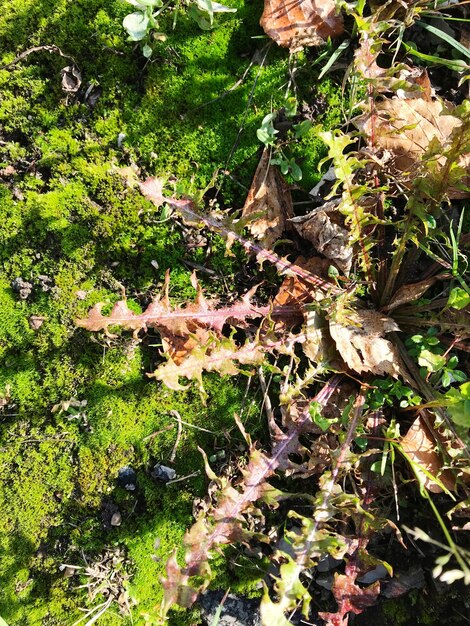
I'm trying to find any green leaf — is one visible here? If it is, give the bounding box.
[402,42,469,72]
[448,287,470,310]
[418,349,446,372]
[123,12,150,40]
[294,120,312,139]
[142,43,153,58]
[289,160,303,181]
[188,5,212,29]
[310,403,337,432]
[318,39,350,80]
[284,97,297,118]
[416,21,470,63]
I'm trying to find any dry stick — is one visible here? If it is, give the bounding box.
[169,409,183,463]
[0,44,77,70]
[167,411,217,434]
[166,470,201,486]
[143,423,175,442]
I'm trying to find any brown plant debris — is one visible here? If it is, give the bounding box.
[76,271,274,394]
[384,277,438,313]
[319,571,380,626]
[400,414,456,494]
[329,307,406,378]
[260,0,344,52]
[356,97,470,197]
[242,148,293,249]
[291,207,353,275]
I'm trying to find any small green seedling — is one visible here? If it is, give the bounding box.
[123,0,236,58]
[406,328,467,389]
[256,98,313,181]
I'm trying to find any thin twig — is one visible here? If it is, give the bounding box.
[143,424,175,441]
[167,412,217,434]
[166,470,201,486]
[169,410,183,463]
[1,44,77,70]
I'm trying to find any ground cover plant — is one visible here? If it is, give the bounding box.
[0,0,469,625]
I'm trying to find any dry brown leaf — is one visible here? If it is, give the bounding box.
[268,256,332,333]
[241,148,293,249]
[356,97,470,197]
[266,256,337,365]
[292,208,353,274]
[401,416,455,493]
[329,308,406,378]
[260,0,343,52]
[384,276,437,312]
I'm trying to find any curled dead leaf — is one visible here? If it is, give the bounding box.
[384,277,437,313]
[291,207,353,275]
[242,148,293,249]
[356,97,470,198]
[260,0,343,52]
[401,415,455,494]
[60,65,81,93]
[329,307,406,378]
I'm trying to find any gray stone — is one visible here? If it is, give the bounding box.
[151,463,176,483]
[117,466,137,491]
[110,511,122,527]
[200,591,261,626]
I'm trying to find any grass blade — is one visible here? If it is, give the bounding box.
[402,42,469,72]
[416,20,470,62]
[318,39,350,80]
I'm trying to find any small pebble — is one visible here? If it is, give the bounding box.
[151,463,176,483]
[110,511,122,527]
[117,466,137,491]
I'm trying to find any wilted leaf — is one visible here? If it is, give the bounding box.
[60,65,81,93]
[139,176,192,211]
[381,566,425,599]
[161,378,345,616]
[291,208,353,275]
[329,307,406,378]
[260,0,343,52]
[356,97,470,198]
[401,415,455,493]
[384,277,437,312]
[319,573,380,626]
[76,271,273,396]
[242,148,294,249]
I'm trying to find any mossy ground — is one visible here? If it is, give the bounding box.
[0,1,342,624]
